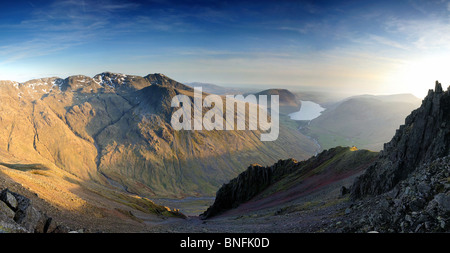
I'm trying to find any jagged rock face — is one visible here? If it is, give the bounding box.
[0,73,318,198]
[344,155,450,233]
[351,82,450,199]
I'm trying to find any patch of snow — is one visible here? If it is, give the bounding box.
[52,79,65,91]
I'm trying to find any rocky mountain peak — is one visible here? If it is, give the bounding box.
[144,73,192,91]
[92,72,132,89]
[351,81,450,199]
[1,73,193,94]
[435,80,443,93]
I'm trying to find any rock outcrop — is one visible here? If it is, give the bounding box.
[333,81,450,233]
[0,188,71,233]
[351,81,450,199]
[343,155,450,232]
[201,159,299,219]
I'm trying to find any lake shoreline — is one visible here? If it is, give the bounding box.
[288,100,325,121]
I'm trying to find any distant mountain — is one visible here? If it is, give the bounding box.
[254,89,299,106]
[303,93,421,151]
[292,90,355,107]
[185,84,301,112]
[249,88,301,114]
[185,85,302,114]
[186,82,258,95]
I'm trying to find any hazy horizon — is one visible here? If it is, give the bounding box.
[2,0,450,98]
[0,72,426,100]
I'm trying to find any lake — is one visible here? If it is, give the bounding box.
[288,100,325,121]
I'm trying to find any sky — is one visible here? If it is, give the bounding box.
[1,0,450,98]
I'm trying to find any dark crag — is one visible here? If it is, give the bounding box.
[351,81,450,199]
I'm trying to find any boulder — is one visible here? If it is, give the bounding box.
[0,189,18,210]
[0,201,15,220]
[340,186,350,196]
[0,188,69,233]
[433,193,450,213]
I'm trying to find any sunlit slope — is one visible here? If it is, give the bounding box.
[0,73,317,199]
[95,84,318,197]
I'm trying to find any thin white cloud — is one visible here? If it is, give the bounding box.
[279,23,321,34]
[0,35,86,65]
[384,17,450,50]
[0,0,142,64]
[367,34,411,50]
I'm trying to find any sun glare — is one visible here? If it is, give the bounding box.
[393,54,450,98]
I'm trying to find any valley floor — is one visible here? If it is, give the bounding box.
[144,199,350,233]
[142,173,360,233]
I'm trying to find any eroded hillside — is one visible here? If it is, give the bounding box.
[0,73,318,223]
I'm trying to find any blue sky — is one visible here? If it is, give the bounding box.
[1,0,450,97]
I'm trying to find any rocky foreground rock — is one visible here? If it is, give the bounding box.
[343,155,450,232]
[0,188,72,233]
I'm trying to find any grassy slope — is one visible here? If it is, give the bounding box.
[259,147,379,199]
[204,146,379,218]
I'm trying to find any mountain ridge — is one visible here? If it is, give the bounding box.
[0,72,318,200]
[201,146,378,219]
[303,92,421,151]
